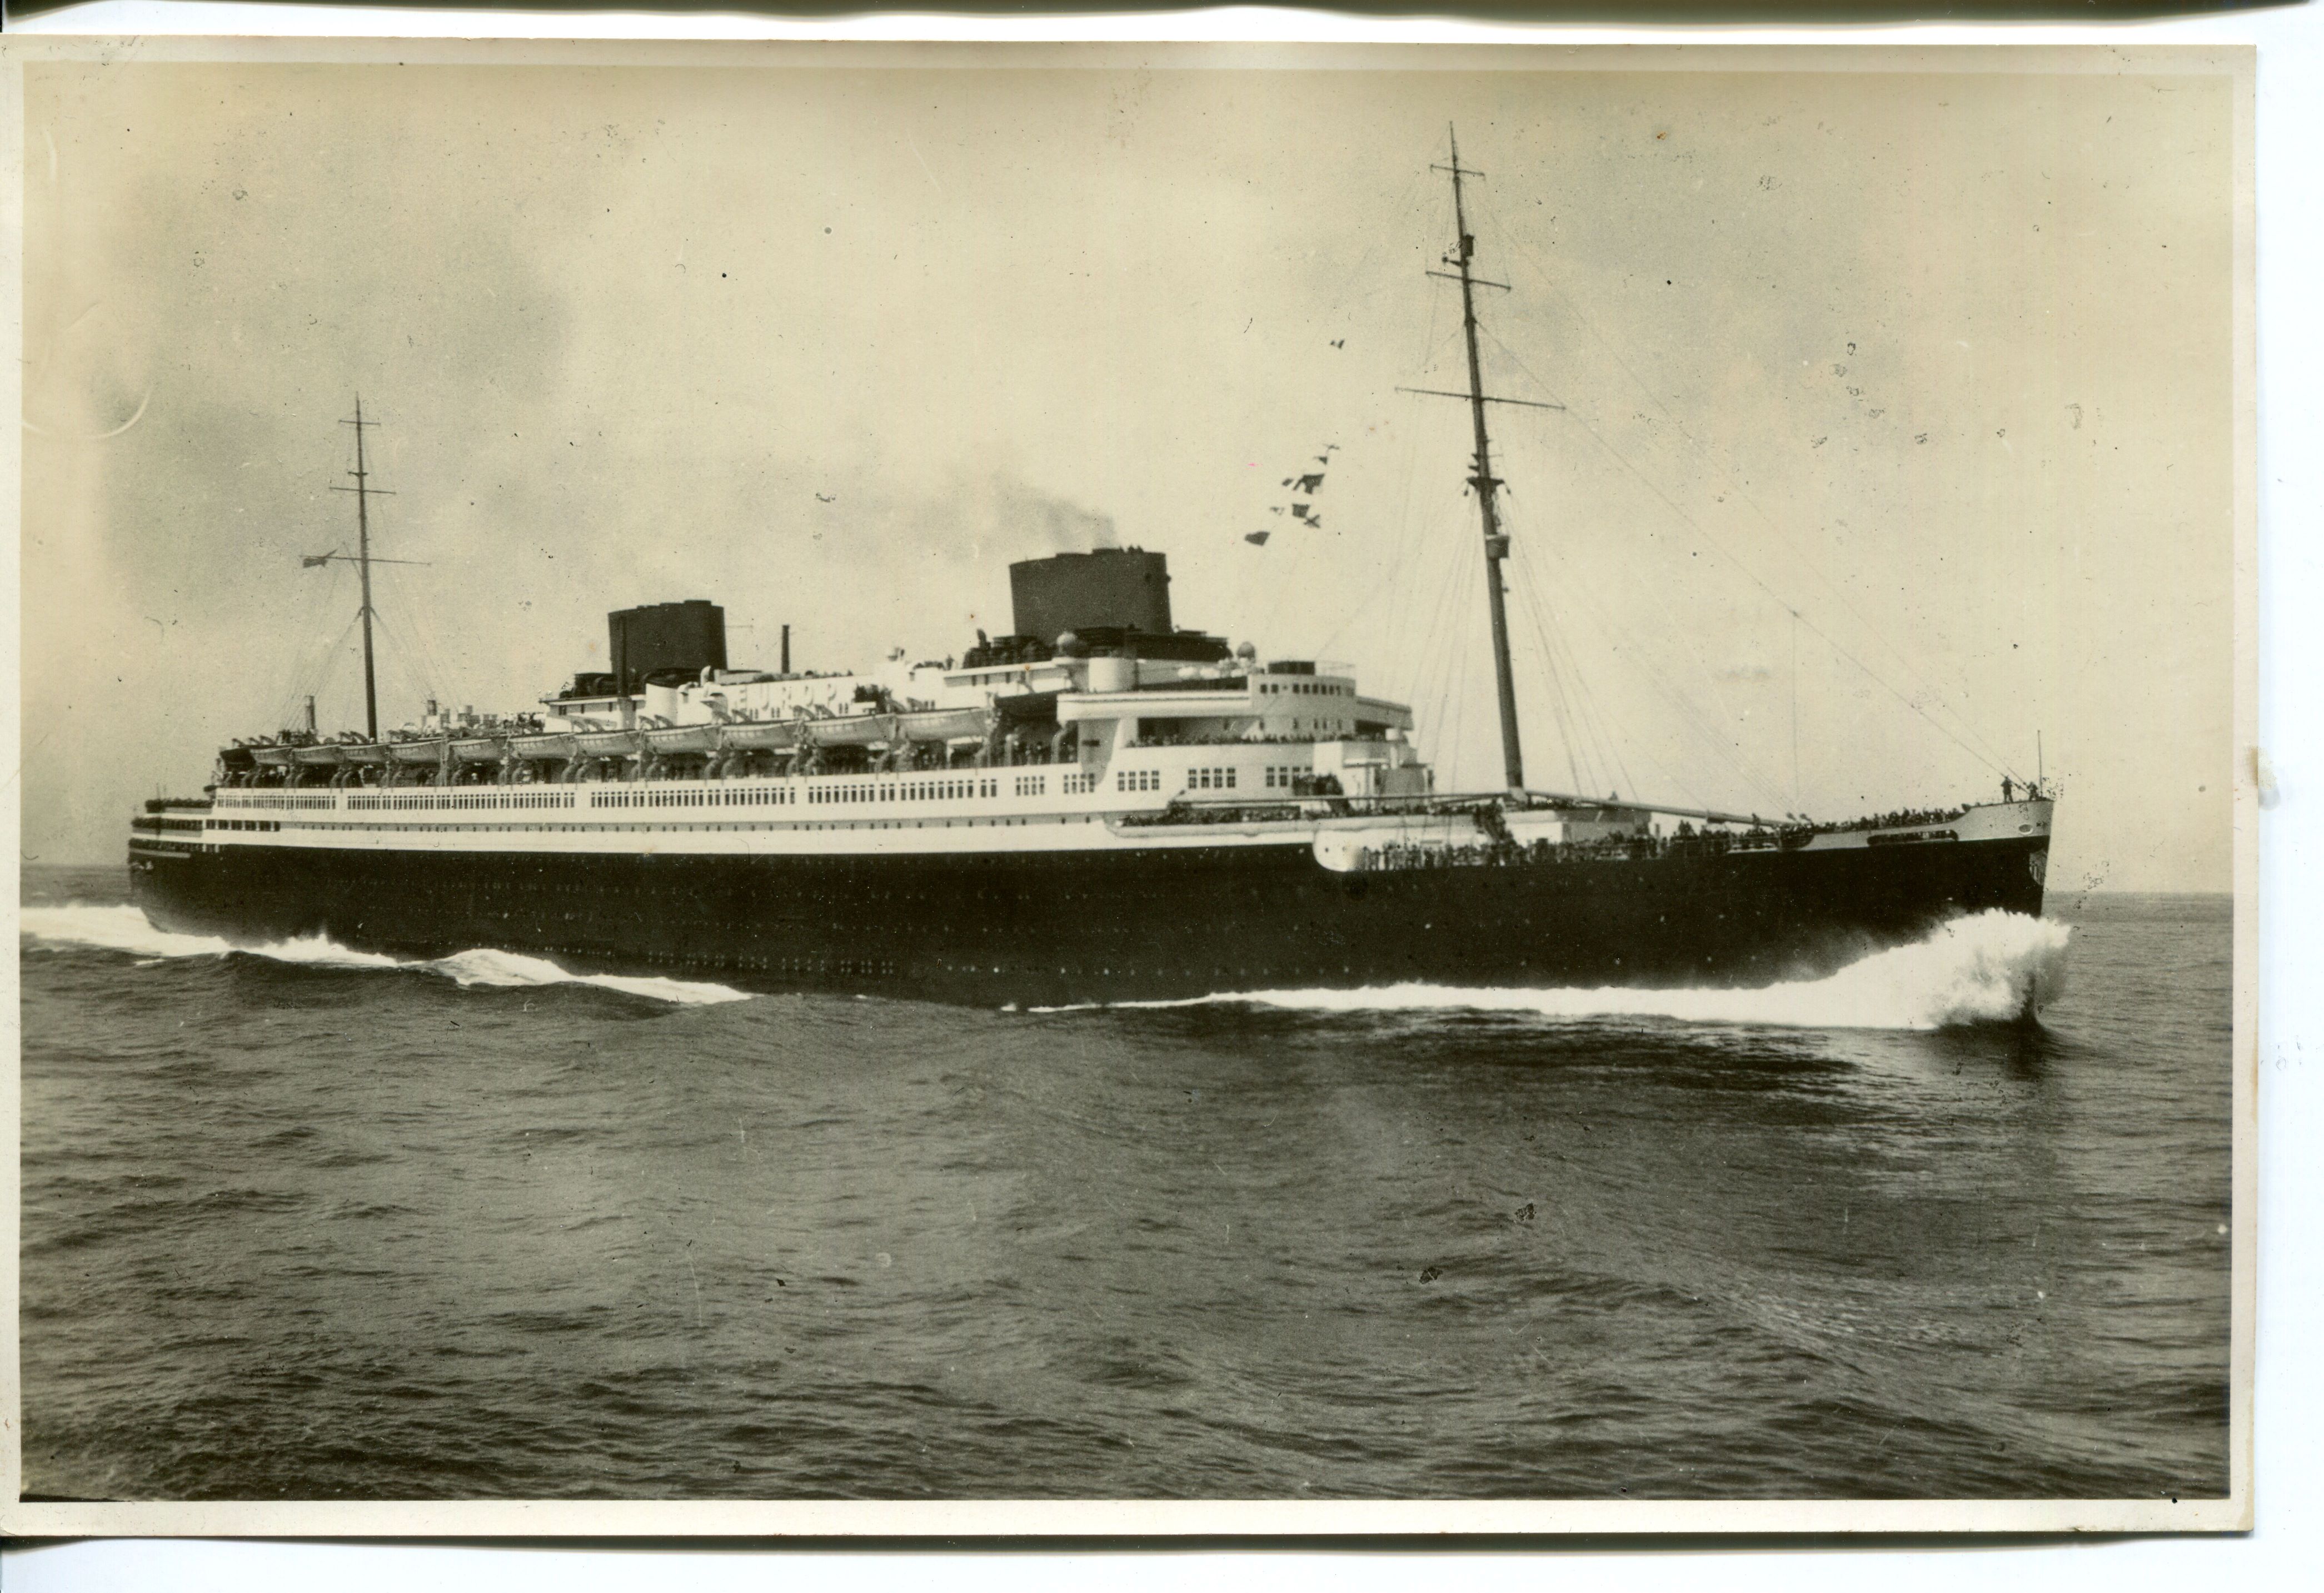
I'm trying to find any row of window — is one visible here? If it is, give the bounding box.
[594,786,800,809]
[1261,681,1346,698]
[216,793,335,809]
[807,778,1001,807]
[196,815,1110,838]
[350,791,578,811]
[217,763,1310,812]
[1116,766,1273,793]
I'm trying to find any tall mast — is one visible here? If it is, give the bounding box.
[332,397,388,741]
[1439,127,1525,791]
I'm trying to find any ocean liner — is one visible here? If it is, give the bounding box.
[127,135,2053,1008]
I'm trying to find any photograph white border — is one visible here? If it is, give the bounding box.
[1,7,2304,1559]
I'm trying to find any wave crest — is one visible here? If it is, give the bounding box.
[1057,910,2072,1032]
[20,905,749,1007]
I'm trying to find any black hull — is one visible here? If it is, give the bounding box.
[128,835,2049,1007]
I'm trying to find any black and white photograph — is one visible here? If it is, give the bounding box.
[5,37,2253,1533]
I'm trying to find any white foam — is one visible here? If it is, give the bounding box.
[426,945,750,1005]
[1046,910,2073,1032]
[19,904,242,962]
[21,904,750,1006]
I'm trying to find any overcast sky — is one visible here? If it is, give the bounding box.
[22,53,2236,889]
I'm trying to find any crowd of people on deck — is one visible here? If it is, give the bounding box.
[1833,805,1969,834]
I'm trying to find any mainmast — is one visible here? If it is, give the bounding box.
[336,397,384,741]
[1437,128,1525,791]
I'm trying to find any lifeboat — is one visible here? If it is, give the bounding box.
[897,706,992,743]
[449,736,506,765]
[387,737,447,766]
[799,711,894,749]
[644,724,722,756]
[807,707,990,748]
[292,741,390,769]
[575,728,644,758]
[715,718,805,752]
[506,731,578,764]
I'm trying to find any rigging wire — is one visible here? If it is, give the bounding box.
[1316,549,1415,663]
[375,570,445,696]
[268,562,353,732]
[367,600,443,728]
[1378,390,1439,664]
[1513,559,1635,800]
[1543,600,1617,790]
[1465,370,1776,763]
[1418,510,1479,723]
[248,414,456,741]
[1401,522,1463,731]
[1494,502,1613,794]
[1515,517,1796,813]
[1410,524,1480,784]
[1245,166,1447,653]
[343,410,465,730]
[365,489,454,706]
[1514,548,1730,809]
[1345,164,1513,730]
[1445,533,1485,791]
[1317,160,1435,321]
[294,610,367,730]
[1367,285,1457,669]
[1373,474,1464,706]
[1473,320,2014,783]
[1320,399,1458,665]
[1493,517,1599,794]
[1512,490,1793,809]
[1468,191,2026,781]
[1509,559,1589,793]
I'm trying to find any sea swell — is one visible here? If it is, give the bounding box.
[17,884,2227,1502]
[1043,909,2072,1031]
[18,904,751,1007]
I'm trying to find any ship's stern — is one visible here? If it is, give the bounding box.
[124,797,215,931]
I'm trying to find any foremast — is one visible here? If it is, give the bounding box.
[1394,122,1562,790]
[1432,128,1528,792]
[333,397,386,741]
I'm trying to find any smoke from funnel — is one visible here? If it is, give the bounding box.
[981,474,1116,553]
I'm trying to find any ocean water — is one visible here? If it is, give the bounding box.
[17,865,2231,1501]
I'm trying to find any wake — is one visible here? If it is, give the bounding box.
[1051,910,2072,1032]
[18,904,751,1007]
